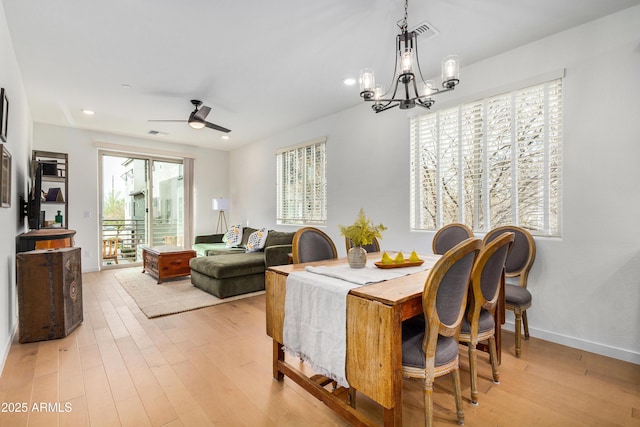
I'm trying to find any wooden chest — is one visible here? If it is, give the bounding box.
[142,245,196,283]
[16,247,83,343]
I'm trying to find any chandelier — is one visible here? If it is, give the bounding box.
[359,0,460,113]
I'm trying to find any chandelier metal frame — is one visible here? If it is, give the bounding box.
[359,0,460,113]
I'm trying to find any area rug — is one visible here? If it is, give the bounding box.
[113,268,265,318]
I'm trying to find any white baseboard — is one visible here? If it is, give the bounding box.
[0,321,17,377]
[502,321,640,364]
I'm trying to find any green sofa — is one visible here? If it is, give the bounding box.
[189,228,295,298]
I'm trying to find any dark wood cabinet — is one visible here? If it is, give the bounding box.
[16,247,83,343]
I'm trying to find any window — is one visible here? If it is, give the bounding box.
[276,137,327,225]
[410,79,562,236]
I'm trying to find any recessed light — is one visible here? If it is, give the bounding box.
[121,84,131,89]
[343,78,356,86]
[221,135,230,140]
[82,109,95,115]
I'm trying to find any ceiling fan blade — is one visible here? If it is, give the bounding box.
[148,119,187,122]
[193,105,211,121]
[204,121,231,133]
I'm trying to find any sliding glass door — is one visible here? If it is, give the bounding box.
[100,152,186,267]
[151,160,184,247]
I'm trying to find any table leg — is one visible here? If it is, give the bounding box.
[273,340,284,381]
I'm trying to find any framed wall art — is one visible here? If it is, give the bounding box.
[1,145,10,207]
[0,88,7,142]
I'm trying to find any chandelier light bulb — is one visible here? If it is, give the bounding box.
[401,48,413,73]
[374,84,385,101]
[442,55,460,87]
[359,68,375,94]
[423,80,436,97]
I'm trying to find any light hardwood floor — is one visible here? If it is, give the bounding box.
[0,268,638,426]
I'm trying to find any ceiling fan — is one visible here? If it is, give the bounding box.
[149,99,231,133]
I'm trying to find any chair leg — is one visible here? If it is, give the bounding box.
[488,336,500,384]
[514,308,523,358]
[467,344,479,405]
[451,369,465,425]
[423,378,434,427]
[522,310,530,340]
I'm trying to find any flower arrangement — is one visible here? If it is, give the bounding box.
[339,208,386,247]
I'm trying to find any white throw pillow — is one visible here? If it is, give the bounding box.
[224,225,243,248]
[246,228,268,252]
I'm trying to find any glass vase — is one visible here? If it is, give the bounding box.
[347,246,367,268]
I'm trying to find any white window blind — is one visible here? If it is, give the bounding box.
[276,138,327,225]
[410,79,562,236]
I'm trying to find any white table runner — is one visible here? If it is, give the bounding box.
[283,254,440,388]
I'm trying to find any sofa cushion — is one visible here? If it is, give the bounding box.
[246,228,268,252]
[193,242,227,257]
[264,230,295,247]
[206,247,246,256]
[190,252,266,279]
[224,225,244,247]
[241,227,258,246]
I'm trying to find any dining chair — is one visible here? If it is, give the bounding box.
[483,226,536,357]
[432,223,474,255]
[459,231,514,404]
[401,237,481,427]
[344,236,380,254]
[292,227,338,264]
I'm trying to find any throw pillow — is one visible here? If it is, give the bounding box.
[245,228,269,252]
[224,225,243,248]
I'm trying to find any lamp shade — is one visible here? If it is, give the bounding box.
[212,198,230,211]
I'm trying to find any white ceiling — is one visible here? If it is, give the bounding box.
[3,0,639,150]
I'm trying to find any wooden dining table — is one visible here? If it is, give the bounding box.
[265,253,504,427]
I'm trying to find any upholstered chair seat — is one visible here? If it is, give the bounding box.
[460,309,495,335]
[504,281,532,307]
[402,318,459,368]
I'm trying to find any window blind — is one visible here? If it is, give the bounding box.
[276,138,327,225]
[410,79,562,236]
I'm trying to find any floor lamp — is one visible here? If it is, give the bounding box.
[212,198,230,234]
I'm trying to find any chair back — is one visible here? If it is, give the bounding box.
[102,238,120,262]
[467,232,514,326]
[483,226,535,288]
[292,227,338,264]
[432,223,474,255]
[344,237,380,254]
[422,238,481,355]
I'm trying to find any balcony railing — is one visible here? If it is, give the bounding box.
[102,218,183,265]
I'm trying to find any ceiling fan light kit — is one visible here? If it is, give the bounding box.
[188,118,206,129]
[359,0,460,113]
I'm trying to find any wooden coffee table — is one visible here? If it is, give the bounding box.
[141,245,196,284]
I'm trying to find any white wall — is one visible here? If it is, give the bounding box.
[230,6,640,363]
[33,123,229,272]
[0,0,32,372]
